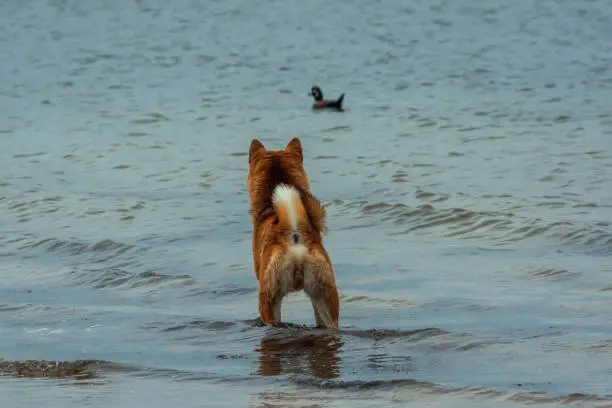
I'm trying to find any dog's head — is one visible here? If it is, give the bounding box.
[247,137,310,205]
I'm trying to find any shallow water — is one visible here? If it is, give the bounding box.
[2,0,612,407]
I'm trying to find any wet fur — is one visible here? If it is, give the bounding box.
[247,137,340,328]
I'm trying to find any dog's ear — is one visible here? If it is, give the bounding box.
[249,139,266,164]
[285,137,303,161]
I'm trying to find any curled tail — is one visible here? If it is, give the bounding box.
[272,184,308,259]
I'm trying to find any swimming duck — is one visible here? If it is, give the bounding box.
[309,85,345,111]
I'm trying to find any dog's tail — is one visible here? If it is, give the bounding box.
[272,184,310,259]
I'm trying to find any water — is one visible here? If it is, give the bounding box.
[1,0,612,406]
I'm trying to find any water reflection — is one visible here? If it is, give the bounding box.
[255,328,343,379]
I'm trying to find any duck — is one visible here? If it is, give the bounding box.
[309,85,345,111]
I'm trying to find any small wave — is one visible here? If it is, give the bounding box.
[130,112,170,124]
[4,196,67,222]
[321,125,351,133]
[429,337,517,352]
[5,233,209,291]
[342,327,447,341]
[337,200,612,249]
[0,304,30,312]
[290,377,611,405]
[586,340,612,352]
[3,359,607,406]
[72,268,197,290]
[240,319,450,342]
[0,359,126,379]
[292,376,427,391]
[0,359,202,382]
[341,294,420,307]
[16,237,135,258]
[185,285,257,298]
[527,268,582,280]
[154,319,237,332]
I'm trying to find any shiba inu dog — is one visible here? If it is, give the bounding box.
[247,137,340,328]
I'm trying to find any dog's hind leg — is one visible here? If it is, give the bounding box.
[258,249,295,325]
[258,283,278,325]
[303,252,340,329]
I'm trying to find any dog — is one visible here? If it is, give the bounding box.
[247,137,340,328]
[309,85,345,111]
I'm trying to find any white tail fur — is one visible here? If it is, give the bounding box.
[272,184,307,259]
[273,184,299,230]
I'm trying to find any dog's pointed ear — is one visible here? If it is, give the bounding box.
[286,137,303,161]
[249,139,266,164]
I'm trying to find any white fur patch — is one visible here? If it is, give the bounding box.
[272,184,299,231]
[289,244,308,259]
[273,184,307,259]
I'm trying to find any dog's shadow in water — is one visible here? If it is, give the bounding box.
[253,321,343,380]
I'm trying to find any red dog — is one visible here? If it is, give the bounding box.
[247,137,340,328]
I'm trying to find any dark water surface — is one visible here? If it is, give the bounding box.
[2,0,612,407]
